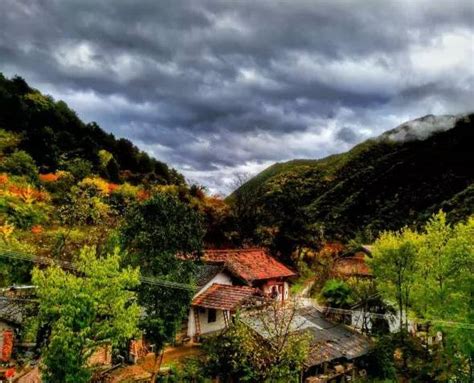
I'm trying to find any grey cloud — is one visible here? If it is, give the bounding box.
[1,0,473,192]
[336,127,360,144]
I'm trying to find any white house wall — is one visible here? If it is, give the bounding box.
[187,307,229,337]
[195,271,232,297]
[262,281,290,301]
[187,271,233,338]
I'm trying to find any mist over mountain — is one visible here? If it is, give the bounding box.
[231,113,473,253]
[381,114,460,142]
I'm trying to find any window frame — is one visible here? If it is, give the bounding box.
[207,308,217,323]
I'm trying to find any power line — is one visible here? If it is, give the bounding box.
[0,248,196,291]
[1,248,472,329]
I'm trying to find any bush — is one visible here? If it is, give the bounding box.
[0,223,35,286]
[4,201,48,229]
[1,150,38,182]
[320,279,353,308]
[62,158,93,180]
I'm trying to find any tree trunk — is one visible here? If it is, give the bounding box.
[150,350,165,383]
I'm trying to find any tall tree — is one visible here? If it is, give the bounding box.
[412,212,474,380]
[32,246,140,383]
[369,212,474,380]
[228,172,261,246]
[368,227,419,334]
[120,193,204,381]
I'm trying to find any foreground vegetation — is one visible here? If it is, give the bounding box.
[368,213,474,381]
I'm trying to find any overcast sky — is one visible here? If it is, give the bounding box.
[1,0,473,194]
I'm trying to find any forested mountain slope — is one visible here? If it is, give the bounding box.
[0,73,183,185]
[232,114,474,248]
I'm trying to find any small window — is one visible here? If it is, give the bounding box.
[208,309,217,323]
[270,286,278,299]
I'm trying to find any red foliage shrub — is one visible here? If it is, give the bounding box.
[1,330,13,362]
[108,183,119,193]
[137,190,150,201]
[39,173,59,182]
[31,225,43,234]
[7,185,49,202]
[0,173,8,185]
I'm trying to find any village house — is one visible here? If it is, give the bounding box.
[186,248,297,340]
[240,305,371,383]
[332,245,373,279]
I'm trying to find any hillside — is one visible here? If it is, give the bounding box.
[232,113,474,247]
[0,73,183,185]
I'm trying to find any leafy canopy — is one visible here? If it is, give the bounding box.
[369,212,474,381]
[120,193,204,351]
[320,279,353,308]
[32,246,141,383]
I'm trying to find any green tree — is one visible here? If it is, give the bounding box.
[32,246,140,383]
[412,212,474,380]
[61,157,93,181]
[0,129,20,155]
[369,212,474,380]
[98,149,113,170]
[120,193,204,382]
[320,279,353,308]
[0,222,35,286]
[0,150,38,182]
[368,227,419,334]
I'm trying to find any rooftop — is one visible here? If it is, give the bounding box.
[333,255,372,278]
[203,248,296,284]
[195,264,223,289]
[192,283,258,311]
[240,305,371,367]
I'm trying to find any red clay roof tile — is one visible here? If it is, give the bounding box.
[203,248,296,283]
[333,256,372,277]
[192,283,257,311]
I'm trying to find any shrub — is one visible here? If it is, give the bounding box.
[4,201,48,229]
[62,158,93,180]
[0,150,38,182]
[320,279,353,308]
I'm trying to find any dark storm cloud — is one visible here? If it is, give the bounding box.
[336,127,360,144]
[1,0,473,193]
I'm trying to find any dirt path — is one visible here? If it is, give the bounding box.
[295,277,316,298]
[107,343,203,382]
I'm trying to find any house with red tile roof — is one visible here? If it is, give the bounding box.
[185,248,297,340]
[203,248,296,301]
[332,246,373,279]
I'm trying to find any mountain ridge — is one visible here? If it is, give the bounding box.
[231,113,473,248]
[0,73,184,185]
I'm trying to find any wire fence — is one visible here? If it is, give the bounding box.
[0,247,196,291]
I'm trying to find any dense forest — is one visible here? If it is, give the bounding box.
[230,113,474,259]
[0,73,183,185]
